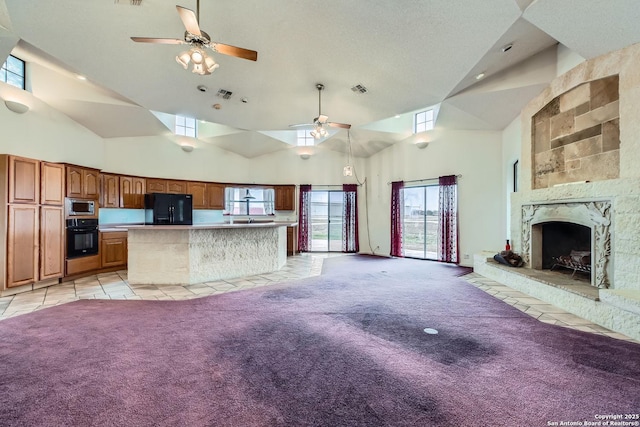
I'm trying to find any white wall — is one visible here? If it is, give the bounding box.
[0,83,103,166]
[501,116,522,240]
[362,129,504,266]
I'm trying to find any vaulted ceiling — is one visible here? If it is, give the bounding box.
[1,0,639,158]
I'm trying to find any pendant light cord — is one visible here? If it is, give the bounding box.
[346,130,375,254]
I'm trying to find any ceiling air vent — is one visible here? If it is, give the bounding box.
[351,84,368,94]
[217,89,233,99]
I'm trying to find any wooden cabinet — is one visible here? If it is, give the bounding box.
[100,173,120,208]
[39,206,64,280]
[120,176,146,209]
[188,182,208,209]
[146,178,187,194]
[40,162,65,206]
[275,185,296,211]
[146,178,167,193]
[287,226,297,256]
[167,180,187,194]
[207,183,225,209]
[8,156,40,204]
[2,156,65,290]
[188,182,226,209]
[100,231,127,268]
[6,205,39,287]
[66,165,100,199]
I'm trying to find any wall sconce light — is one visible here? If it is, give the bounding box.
[300,153,311,160]
[4,100,29,114]
[415,141,429,149]
[180,144,194,152]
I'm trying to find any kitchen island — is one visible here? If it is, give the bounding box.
[120,222,296,285]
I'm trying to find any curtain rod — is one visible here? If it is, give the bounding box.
[307,183,363,188]
[387,174,462,185]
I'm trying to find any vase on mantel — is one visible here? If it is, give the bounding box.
[505,239,511,251]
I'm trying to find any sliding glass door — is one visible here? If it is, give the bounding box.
[310,191,344,252]
[402,185,439,259]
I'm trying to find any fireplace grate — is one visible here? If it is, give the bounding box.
[551,250,591,278]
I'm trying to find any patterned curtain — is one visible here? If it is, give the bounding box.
[342,184,359,253]
[438,175,458,264]
[297,185,312,252]
[390,181,404,257]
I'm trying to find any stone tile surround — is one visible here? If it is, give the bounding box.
[532,74,620,189]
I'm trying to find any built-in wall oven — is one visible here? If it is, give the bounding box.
[66,218,99,259]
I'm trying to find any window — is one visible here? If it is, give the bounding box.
[414,109,434,134]
[513,160,519,192]
[225,188,275,216]
[297,129,314,146]
[402,185,439,259]
[175,115,196,137]
[1,55,26,90]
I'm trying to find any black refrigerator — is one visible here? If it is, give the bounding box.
[145,193,193,225]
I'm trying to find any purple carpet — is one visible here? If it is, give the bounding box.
[1,255,638,426]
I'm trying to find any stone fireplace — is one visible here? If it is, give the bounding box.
[474,42,640,341]
[521,201,611,288]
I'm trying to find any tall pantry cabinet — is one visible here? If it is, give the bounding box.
[1,155,65,292]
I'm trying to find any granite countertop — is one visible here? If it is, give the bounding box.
[116,222,298,230]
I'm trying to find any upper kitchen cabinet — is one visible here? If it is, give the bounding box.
[207,183,225,210]
[274,185,296,211]
[187,182,208,209]
[66,165,100,199]
[100,173,120,208]
[120,176,145,209]
[40,162,65,206]
[8,155,40,204]
[188,182,225,210]
[146,178,188,194]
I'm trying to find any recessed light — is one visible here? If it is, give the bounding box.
[76,75,87,81]
[394,114,401,119]
[475,72,485,80]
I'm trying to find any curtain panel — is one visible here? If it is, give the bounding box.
[438,175,458,264]
[298,184,312,252]
[390,181,404,257]
[342,184,359,253]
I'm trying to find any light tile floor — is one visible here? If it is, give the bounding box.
[0,256,637,344]
[463,272,639,343]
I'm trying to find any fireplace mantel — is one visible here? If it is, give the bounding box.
[521,201,611,288]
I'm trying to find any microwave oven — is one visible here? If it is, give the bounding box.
[65,198,97,217]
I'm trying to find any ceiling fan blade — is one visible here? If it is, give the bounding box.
[212,43,258,61]
[328,122,352,129]
[176,5,202,36]
[131,37,186,45]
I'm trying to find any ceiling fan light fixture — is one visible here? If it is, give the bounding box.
[204,56,219,73]
[190,48,205,64]
[176,51,191,69]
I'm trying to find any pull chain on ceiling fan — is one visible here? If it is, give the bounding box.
[289,83,351,139]
[130,0,258,75]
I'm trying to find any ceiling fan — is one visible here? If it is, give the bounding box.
[130,0,257,75]
[290,83,351,139]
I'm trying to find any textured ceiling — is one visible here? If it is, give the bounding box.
[1,0,640,158]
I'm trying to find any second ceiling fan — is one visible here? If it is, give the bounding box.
[290,84,351,139]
